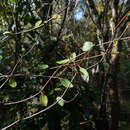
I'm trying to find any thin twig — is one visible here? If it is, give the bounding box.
[1,73,77,130]
[4,65,62,105]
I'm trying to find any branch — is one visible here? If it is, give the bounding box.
[56,0,68,42]
[1,73,77,130]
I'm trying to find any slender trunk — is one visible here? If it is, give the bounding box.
[109,52,120,130]
[109,1,120,130]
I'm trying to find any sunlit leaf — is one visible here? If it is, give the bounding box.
[3,31,11,35]
[38,64,48,70]
[103,62,109,72]
[22,47,25,52]
[35,20,42,28]
[79,67,89,82]
[54,88,62,91]
[56,96,64,107]
[4,96,9,103]
[23,67,28,73]
[60,78,73,88]
[9,79,17,88]
[70,52,76,62]
[113,39,118,47]
[10,0,15,2]
[44,20,48,24]
[56,59,69,64]
[82,41,94,52]
[63,33,73,40]
[111,51,120,54]
[40,93,48,107]
[16,112,20,120]
[50,36,57,41]
[0,55,3,61]
[53,14,61,23]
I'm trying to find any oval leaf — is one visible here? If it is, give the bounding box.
[56,59,69,64]
[56,96,64,107]
[53,14,61,23]
[70,52,76,62]
[3,31,11,35]
[63,33,73,40]
[50,36,57,41]
[79,67,89,82]
[49,90,54,95]
[0,55,3,61]
[35,20,42,28]
[38,64,48,70]
[60,78,73,88]
[54,88,62,91]
[23,67,29,73]
[111,51,119,54]
[82,41,94,52]
[9,79,17,88]
[40,93,48,107]
[113,39,118,47]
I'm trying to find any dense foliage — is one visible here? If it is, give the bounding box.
[0,0,130,130]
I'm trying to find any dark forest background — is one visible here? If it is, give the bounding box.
[0,0,130,130]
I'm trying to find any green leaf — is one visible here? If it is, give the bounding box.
[49,90,54,95]
[23,67,28,73]
[119,121,127,126]
[50,36,57,41]
[44,20,48,24]
[0,55,3,61]
[54,88,62,91]
[60,78,73,88]
[103,62,109,72]
[35,20,42,28]
[38,64,48,70]
[113,39,118,47]
[16,112,20,120]
[63,33,73,40]
[53,14,61,23]
[3,31,11,35]
[40,93,48,107]
[82,41,94,52]
[56,59,69,64]
[10,0,15,2]
[111,51,120,54]
[79,67,89,82]
[70,52,76,62]
[22,47,25,52]
[56,96,64,107]
[9,79,17,88]
[4,96,9,103]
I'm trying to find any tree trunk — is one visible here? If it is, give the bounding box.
[109,1,120,130]
[109,52,120,130]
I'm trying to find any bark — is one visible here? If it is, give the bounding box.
[109,1,120,130]
[109,53,120,130]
